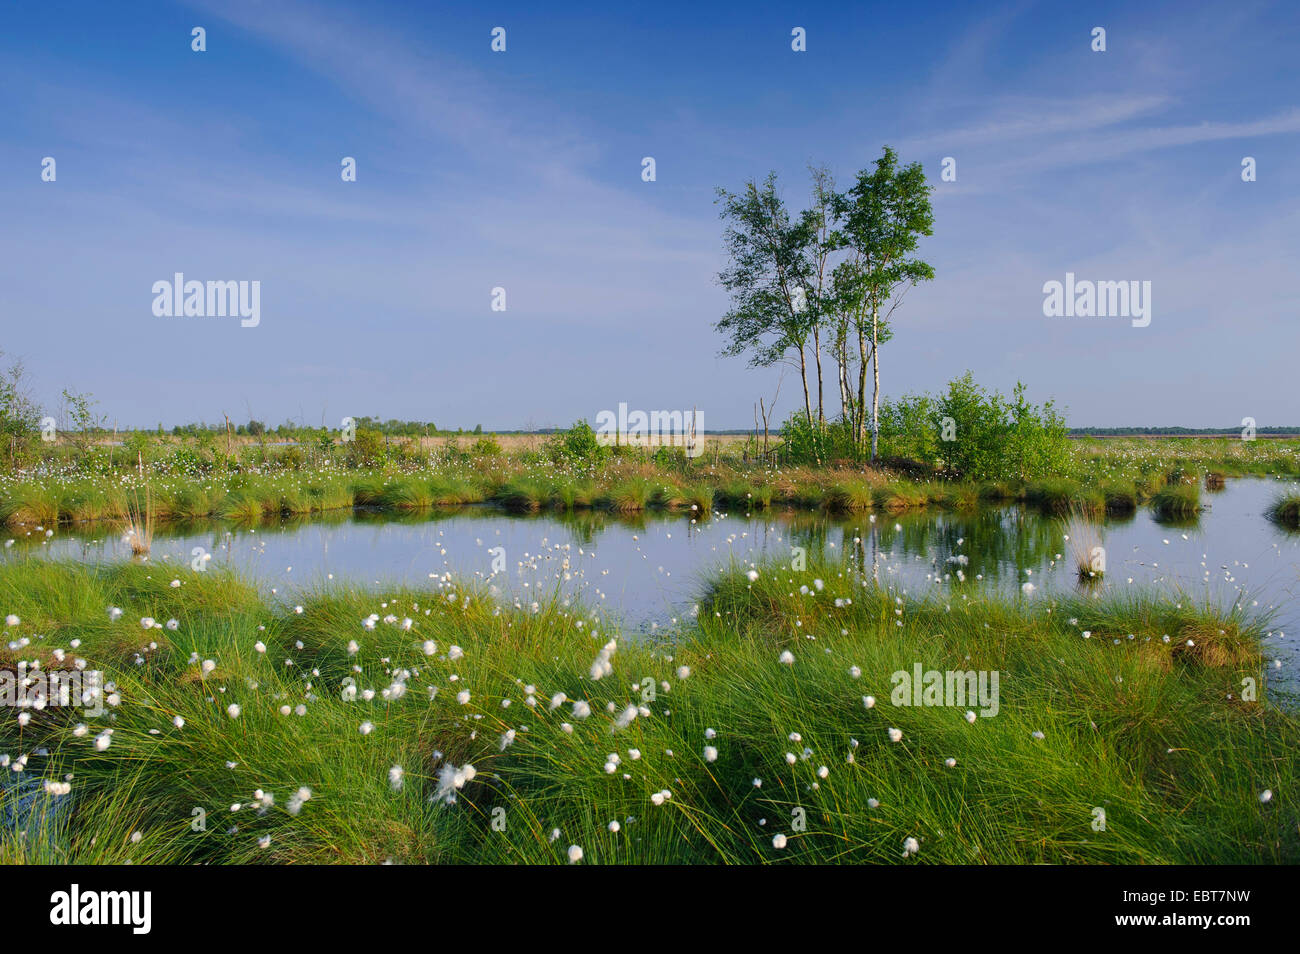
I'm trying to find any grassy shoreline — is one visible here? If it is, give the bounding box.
[0,459,1223,530]
[1,558,1294,864]
[8,433,1298,530]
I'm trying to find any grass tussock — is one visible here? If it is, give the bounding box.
[1063,514,1105,580]
[1265,493,1300,530]
[1150,484,1202,519]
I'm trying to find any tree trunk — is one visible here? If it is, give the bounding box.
[836,324,852,422]
[812,326,824,425]
[798,347,812,424]
[856,325,869,450]
[870,302,880,461]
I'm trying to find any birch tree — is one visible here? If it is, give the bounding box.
[833,147,934,460]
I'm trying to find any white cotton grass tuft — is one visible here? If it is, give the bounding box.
[567,844,584,864]
[588,639,617,681]
[1259,789,1273,803]
[226,704,241,719]
[388,765,404,791]
[704,746,718,762]
[902,836,920,858]
[772,833,787,849]
[888,727,902,742]
[778,650,794,666]
[434,763,477,804]
[287,787,312,815]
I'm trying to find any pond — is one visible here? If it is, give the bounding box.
[7,476,1298,696]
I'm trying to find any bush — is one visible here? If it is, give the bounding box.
[932,374,1068,481]
[877,393,938,463]
[278,446,305,471]
[548,419,604,465]
[168,446,210,474]
[778,416,856,465]
[347,429,386,467]
[123,430,153,464]
[470,436,502,457]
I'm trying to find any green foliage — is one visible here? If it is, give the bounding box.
[0,354,41,471]
[780,374,1067,479]
[279,446,306,471]
[122,430,153,464]
[877,392,938,463]
[923,373,1069,481]
[469,436,502,457]
[347,429,386,467]
[778,414,857,464]
[548,419,604,465]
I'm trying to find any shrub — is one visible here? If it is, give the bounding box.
[889,373,1071,482]
[470,436,502,457]
[347,429,386,467]
[877,393,938,463]
[778,416,856,465]
[548,419,603,465]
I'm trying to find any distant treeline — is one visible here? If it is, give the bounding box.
[1068,426,1300,436]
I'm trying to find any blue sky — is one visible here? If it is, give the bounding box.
[4,0,1297,430]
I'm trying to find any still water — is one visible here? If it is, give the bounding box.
[9,476,1298,694]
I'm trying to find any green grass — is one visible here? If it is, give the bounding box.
[823,479,875,513]
[1150,484,1202,519]
[873,483,929,512]
[1024,479,1104,516]
[1265,493,1300,530]
[1,433,1295,531]
[1098,480,1138,514]
[0,557,1294,865]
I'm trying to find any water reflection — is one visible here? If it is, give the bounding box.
[5,478,1297,693]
